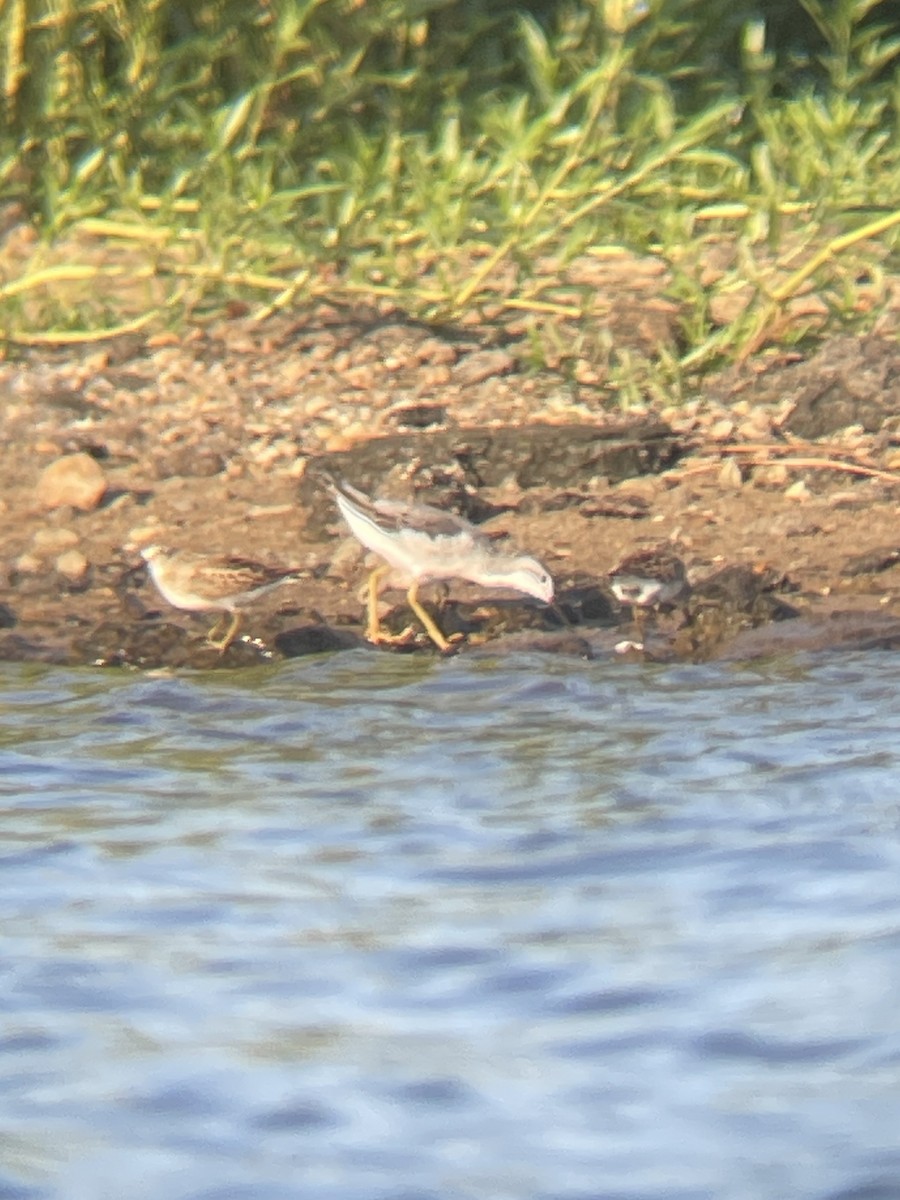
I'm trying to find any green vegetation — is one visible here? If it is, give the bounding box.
[0,0,898,385]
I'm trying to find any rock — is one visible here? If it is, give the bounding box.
[469,629,596,658]
[416,338,457,365]
[717,610,900,660]
[579,494,651,520]
[614,476,660,502]
[452,349,515,387]
[556,579,616,625]
[32,527,80,555]
[154,447,225,479]
[14,553,42,575]
[718,457,743,489]
[36,452,107,511]
[299,420,685,537]
[752,462,789,488]
[785,480,810,500]
[56,549,89,584]
[386,403,448,430]
[841,546,900,577]
[709,418,735,442]
[0,632,68,664]
[783,336,900,438]
[274,624,365,656]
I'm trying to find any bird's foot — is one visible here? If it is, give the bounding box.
[368,623,419,649]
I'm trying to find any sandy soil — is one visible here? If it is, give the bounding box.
[2,301,900,668]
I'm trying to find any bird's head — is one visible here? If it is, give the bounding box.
[496,556,555,604]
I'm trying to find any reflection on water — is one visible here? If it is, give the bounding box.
[3,652,900,1199]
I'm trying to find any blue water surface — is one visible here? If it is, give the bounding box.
[2,650,900,1200]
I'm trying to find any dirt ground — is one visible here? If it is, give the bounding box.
[2,301,900,668]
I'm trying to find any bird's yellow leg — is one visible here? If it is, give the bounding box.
[407,580,456,653]
[366,565,387,642]
[206,613,227,643]
[366,566,392,643]
[208,611,242,653]
[632,607,648,647]
[365,566,417,646]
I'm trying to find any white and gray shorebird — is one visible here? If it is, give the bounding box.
[608,544,690,644]
[327,476,554,652]
[140,545,301,653]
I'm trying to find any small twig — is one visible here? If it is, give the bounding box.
[675,453,900,486]
[712,439,884,467]
[749,456,900,485]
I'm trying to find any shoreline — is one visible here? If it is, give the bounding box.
[2,315,900,669]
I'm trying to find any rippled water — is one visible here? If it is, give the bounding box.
[3,649,900,1200]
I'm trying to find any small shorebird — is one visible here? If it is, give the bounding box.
[608,545,689,643]
[327,476,554,652]
[140,545,301,652]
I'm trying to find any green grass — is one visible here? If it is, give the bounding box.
[0,0,898,398]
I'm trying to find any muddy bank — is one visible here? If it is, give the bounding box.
[1,315,900,669]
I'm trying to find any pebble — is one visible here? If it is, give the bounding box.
[127,522,163,547]
[573,360,601,385]
[155,448,225,479]
[82,351,110,373]
[32,527,80,554]
[56,549,89,583]
[718,457,743,489]
[343,367,375,390]
[415,365,453,390]
[785,480,811,500]
[737,417,772,440]
[36,452,107,511]
[416,338,457,365]
[753,462,790,488]
[14,553,41,575]
[615,476,659,502]
[452,350,514,387]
